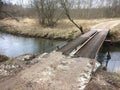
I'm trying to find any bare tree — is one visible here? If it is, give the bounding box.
[33,0,62,27]
[0,0,19,21]
[60,0,84,34]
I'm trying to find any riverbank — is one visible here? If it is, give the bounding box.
[0,18,119,41]
[85,68,120,90]
[0,53,41,80]
[0,54,9,62]
[110,24,120,43]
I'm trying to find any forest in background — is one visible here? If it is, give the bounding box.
[0,0,120,19]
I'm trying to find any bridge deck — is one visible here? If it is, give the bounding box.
[59,30,109,59]
[58,30,97,55]
[74,30,109,59]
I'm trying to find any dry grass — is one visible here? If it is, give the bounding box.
[0,18,119,40]
[85,69,120,90]
[110,24,120,42]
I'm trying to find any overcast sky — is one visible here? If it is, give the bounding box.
[4,0,30,5]
[3,0,107,8]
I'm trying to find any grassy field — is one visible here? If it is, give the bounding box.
[0,18,120,41]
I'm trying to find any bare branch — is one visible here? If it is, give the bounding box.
[60,0,84,34]
[0,10,19,21]
[33,0,62,27]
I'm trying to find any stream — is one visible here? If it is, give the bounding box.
[0,33,65,57]
[98,43,120,73]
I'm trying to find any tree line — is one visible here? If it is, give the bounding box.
[0,0,120,33]
[1,0,120,20]
[31,0,120,33]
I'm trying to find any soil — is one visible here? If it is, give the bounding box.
[0,54,9,62]
[85,69,120,90]
[0,51,93,90]
[91,20,120,30]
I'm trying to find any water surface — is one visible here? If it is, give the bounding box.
[98,43,120,73]
[0,33,64,57]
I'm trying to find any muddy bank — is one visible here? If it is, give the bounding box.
[0,54,9,62]
[0,53,43,81]
[0,26,68,40]
[85,68,120,90]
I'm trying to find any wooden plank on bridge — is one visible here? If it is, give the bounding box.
[74,30,109,59]
[58,30,97,55]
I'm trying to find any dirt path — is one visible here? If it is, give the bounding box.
[91,20,120,31]
[0,52,93,90]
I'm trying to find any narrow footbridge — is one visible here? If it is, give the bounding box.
[58,29,109,59]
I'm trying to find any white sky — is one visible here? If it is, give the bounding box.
[4,0,107,8]
[4,0,30,5]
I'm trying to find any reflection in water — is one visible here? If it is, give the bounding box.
[0,33,64,57]
[106,51,111,67]
[98,43,120,73]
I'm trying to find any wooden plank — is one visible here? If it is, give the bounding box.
[74,30,109,59]
[58,30,97,55]
[69,32,98,56]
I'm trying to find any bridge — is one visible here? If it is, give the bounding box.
[1,21,120,90]
[58,29,109,59]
